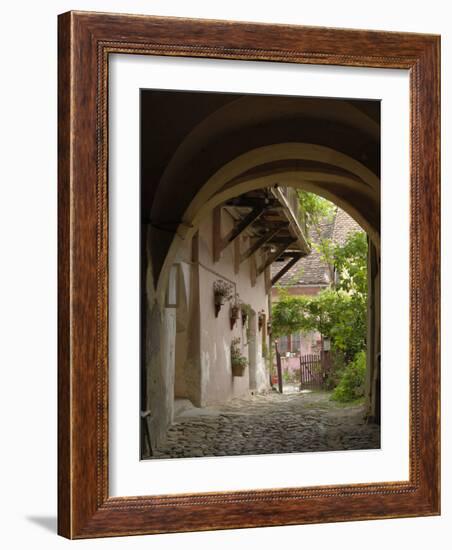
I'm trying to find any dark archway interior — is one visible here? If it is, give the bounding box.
[141,90,380,286]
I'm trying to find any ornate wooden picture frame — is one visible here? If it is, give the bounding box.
[58,11,440,539]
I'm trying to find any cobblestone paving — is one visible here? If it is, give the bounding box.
[151,390,380,459]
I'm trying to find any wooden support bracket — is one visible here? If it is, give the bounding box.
[239,224,288,264]
[271,252,303,286]
[256,240,296,277]
[213,203,266,262]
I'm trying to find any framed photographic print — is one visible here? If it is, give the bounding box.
[58,11,440,538]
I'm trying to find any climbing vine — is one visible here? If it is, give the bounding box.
[272,229,368,363]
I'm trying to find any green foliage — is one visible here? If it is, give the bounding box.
[282,369,299,384]
[332,231,368,295]
[272,288,366,361]
[297,191,335,242]
[272,230,368,362]
[312,237,335,269]
[323,352,346,391]
[272,290,311,337]
[231,337,248,368]
[331,351,366,403]
[298,191,367,295]
[274,195,369,396]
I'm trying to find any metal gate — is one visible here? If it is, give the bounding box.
[299,353,325,390]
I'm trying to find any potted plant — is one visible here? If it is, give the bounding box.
[213,279,233,317]
[231,337,248,377]
[230,297,241,330]
[241,303,252,326]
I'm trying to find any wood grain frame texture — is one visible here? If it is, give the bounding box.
[57,10,440,539]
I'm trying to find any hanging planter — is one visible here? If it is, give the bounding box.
[213,279,233,317]
[231,337,248,377]
[241,303,252,326]
[232,358,248,377]
[230,303,240,330]
[258,310,265,331]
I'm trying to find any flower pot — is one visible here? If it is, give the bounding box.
[230,306,240,329]
[232,363,247,377]
[214,294,227,317]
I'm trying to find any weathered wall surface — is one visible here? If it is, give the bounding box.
[146,208,272,451]
[190,210,270,405]
[174,263,191,399]
[145,302,176,450]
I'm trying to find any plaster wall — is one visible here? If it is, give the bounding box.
[148,206,283,449]
[145,302,176,450]
[197,210,270,404]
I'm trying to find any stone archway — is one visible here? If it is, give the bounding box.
[141,94,381,452]
[156,143,379,299]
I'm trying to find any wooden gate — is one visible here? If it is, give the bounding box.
[299,354,325,390]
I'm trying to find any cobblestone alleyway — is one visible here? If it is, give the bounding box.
[151,390,380,459]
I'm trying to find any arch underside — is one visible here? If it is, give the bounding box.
[152,142,379,296]
[143,97,380,290]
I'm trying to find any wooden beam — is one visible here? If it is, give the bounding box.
[270,186,310,255]
[271,253,302,286]
[270,236,303,244]
[225,197,278,208]
[223,205,265,246]
[239,224,287,263]
[214,204,266,262]
[256,240,296,277]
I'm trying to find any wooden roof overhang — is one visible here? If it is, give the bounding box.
[215,186,310,284]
